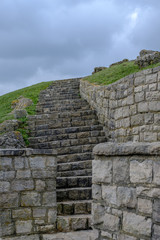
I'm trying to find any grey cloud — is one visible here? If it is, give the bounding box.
[0,0,160,95]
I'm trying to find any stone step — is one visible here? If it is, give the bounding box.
[29,134,105,146]
[57,200,91,215]
[57,152,93,164]
[28,119,100,131]
[29,125,104,137]
[57,160,92,173]
[57,169,92,177]
[36,105,90,113]
[28,110,97,121]
[29,143,97,153]
[56,215,92,232]
[36,98,87,106]
[57,187,92,202]
[57,176,92,188]
[42,230,98,240]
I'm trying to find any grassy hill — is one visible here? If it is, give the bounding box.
[0,81,52,123]
[84,61,160,85]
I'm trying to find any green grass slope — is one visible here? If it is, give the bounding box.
[84,61,160,85]
[0,81,52,123]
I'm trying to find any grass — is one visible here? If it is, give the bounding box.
[0,81,52,145]
[0,81,52,123]
[84,61,160,85]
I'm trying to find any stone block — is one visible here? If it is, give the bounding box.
[0,157,13,170]
[131,114,144,127]
[29,156,46,169]
[71,217,87,231]
[21,192,41,206]
[153,224,160,240]
[16,220,32,234]
[138,102,148,112]
[123,212,151,236]
[92,159,112,184]
[14,157,25,169]
[0,193,19,208]
[1,223,15,237]
[0,171,15,180]
[11,179,34,191]
[92,202,105,225]
[32,170,55,179]
[46,156,56,167]
[138,198,152,214]
[36,180,46,191]
[153,161,160,185]
[144,132,157,142]
[117,187,136,208]
[16,170,31,179]
[153,199,160,223]
[92,184,102,200]
[119,234,137,240]
[48,209,57,224]
[146,73,157,83]
[134,76,145,86]
[145,113,154,124]
[103,213,120,232]
[149,101,160,111]
[57,217,70,232]
[0,181,10,192]
[12,208,32,219]
[33,208,46,218]
[102,185,117,205]
[135,92,145,102]
[42,192,56,206]
[130,160,152,183]
[113,157,129,183]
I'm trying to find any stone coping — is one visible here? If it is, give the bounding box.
[93,142,160,156]
[0,148,57,156]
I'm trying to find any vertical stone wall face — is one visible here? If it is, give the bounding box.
[80,66,160,142]
[92,142,160,239]
[0,149,57,238]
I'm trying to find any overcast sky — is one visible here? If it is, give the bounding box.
[0,0,160,95]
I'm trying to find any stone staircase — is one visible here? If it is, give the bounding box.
[28,78,106,232]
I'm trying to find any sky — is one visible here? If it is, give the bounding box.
[0,0,160,96]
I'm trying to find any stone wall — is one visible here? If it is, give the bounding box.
[80,66,160,142]
[0,149,57,239]
[92,142,160,239]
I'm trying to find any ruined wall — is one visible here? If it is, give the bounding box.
[80,66,160,142]
[0,149,57,239]
[93,142,160,240]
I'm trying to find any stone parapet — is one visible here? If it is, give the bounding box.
[92,142,160,239]
[0,148,57,238]
[80,66,160,142]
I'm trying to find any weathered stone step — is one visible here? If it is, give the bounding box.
[57,187,92,202]
[57,152,93,164]
[29,125,104,137]
[28,110,97,121]
[57,214,91,232]
[36,105,90,113]
[57,160,92,173]
[40,95,80,101]
[29,143,97,153]
[28,119,100,131]
[28,134,105,147]
[36,98,87,106]
[57,169,92,177]
[57,176,92,188]
[57,200,91,215]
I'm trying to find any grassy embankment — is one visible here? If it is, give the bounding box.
[84,60,160,85]
[0,81,52,144]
